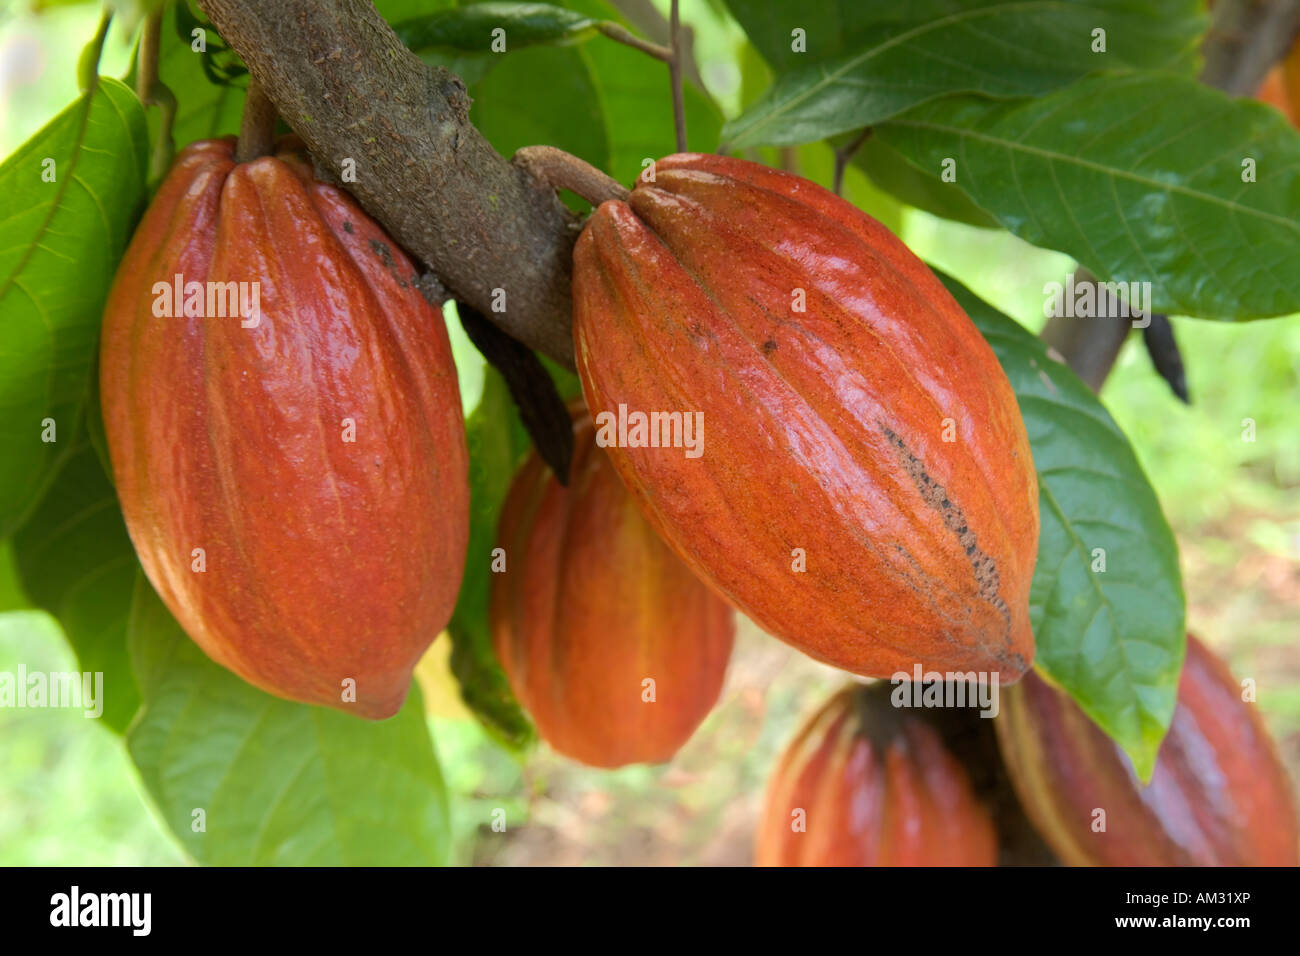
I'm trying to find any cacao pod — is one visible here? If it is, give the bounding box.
[756,683,997,866]
[572,153,1038,683]
[1255,35,1300,127]
[491,409,734,768]
[996,635,1300,866]
[99,137,469,719]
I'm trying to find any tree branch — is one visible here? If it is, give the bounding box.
[196,0,580,369]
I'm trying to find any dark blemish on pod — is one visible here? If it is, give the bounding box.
[369,239,395,268]
[368,238,408,287]
[763,339,778,354]
[879,422,1011,630]
[343,221,354,234]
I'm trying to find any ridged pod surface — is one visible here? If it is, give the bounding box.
[573,153,1038,682]
[491,411,734,768]
[996,636,1300,866]
[100,137,469,719]
[756,683,997,866]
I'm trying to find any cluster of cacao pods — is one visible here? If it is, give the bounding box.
[101,135,1298,868]
[757,637,1299,867]
[103,140,1041,737]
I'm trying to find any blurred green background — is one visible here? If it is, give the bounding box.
[2,1,1297,865]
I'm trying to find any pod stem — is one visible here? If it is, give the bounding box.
[235,77,278,163]
[668,0,687,152]
[136,11,176,183]
[513,145,630,206]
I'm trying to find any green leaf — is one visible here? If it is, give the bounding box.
[0,543,30,614]
[0,78,146,538]
[375,0,455,23]
[941,274,1184,779]
[126,577,451,865]
[12,439,141,733]
[448,367,535,750]
[395,2,599,53]
[470,45,610,183]
[722,0,1205,148]
[393,1,598,85]
[853,135,998,229]
[884,73,1300,319]
[793,139,906,236]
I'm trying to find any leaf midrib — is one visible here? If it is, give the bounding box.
[889,114,1300,233]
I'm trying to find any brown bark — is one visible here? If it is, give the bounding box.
[197,0,581,369]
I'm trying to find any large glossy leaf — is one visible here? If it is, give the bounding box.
[126,578,451,866]
[448,365,535,750]
[0,77,146,537]
[885,74,1300,319]
[12,439,140,733]
[853,135,998,228]
[722,0,1205,148]
[941,274,1184,779]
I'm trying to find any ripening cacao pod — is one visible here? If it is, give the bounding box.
[756,683,997,866]
[1255,35,1300,127]
[996,635,1300,866]
[99,137,469,719]
[573,154,1038,683]
[491,409,734,768]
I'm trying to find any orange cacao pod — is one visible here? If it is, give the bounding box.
[1255,35,1300,127]
[573,154,1037,683]
[756,683,997,866]
[996,635,1300,865]
[99,138,469,719]
[491,410,734,768]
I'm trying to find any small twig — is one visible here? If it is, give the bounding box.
[833,128,872,195]
[609,0,711,102]
[513,145,630,205]
[668,0,687,151]
[234,77,277,163]
[135,11,160,103]
[595,22,672,61]
[1142,315,1190,404]
[136,11,177,182]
